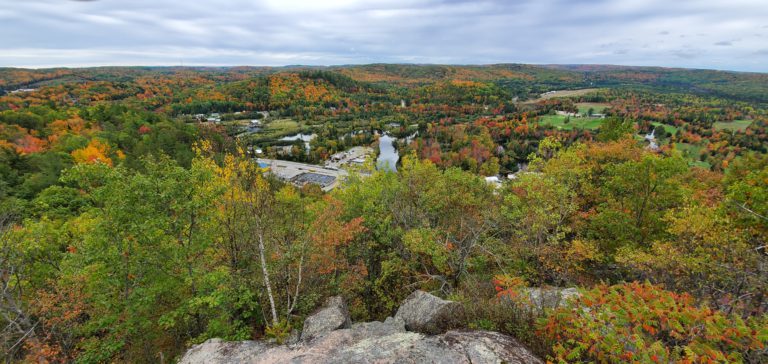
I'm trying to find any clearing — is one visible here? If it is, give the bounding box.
[675,142,704,158]
[538,115,603,130]
[675,142,711,168]
[651,122,678,135]
[262,118,301,137]
[524,88,603,103]
[576,102,610,115]
[713,120,752,132]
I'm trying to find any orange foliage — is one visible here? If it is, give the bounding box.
[0,139,13,151]
[14,134,46,154]
[47,116,96,146]
[310,197,366,274]
[24,275,92,363]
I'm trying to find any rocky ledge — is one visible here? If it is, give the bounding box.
[179,290,543,364]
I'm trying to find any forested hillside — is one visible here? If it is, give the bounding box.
[0,64,766,363]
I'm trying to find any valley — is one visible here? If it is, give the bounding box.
[0,64,766,363]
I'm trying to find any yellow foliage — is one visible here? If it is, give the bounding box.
[71,139,113,166]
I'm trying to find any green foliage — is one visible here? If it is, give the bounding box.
[616,205,767,314]
[597,117,635,142]
[726,160,768,227]
[597,153,688,246]
[32,185,90,219]
[264,320,293,344]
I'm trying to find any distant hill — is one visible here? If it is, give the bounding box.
[2,63,767,103]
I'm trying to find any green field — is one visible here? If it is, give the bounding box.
[242,118,303,142]
[264,118,300,135]
[576,102,609,115]
[675,142,704,158]
[713,119,752,131]
[651,122,678,135]
[675,143,711,168]
[539,115,604,130]
[689,160,712,169]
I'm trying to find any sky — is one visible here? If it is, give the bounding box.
[1,0,767,72]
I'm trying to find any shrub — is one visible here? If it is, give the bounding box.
[535,282,768,363]
[459,277,553,358]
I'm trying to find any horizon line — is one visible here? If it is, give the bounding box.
[1,62,766,75]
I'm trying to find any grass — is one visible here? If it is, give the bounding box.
[576,102,609,115]
[690,160,712,169]
[713,119,752,132]
[523,88,604,104]
[536,88,601,100]
[675,142,703,157]
[266,118,299,131]
[263,118,300,137]
[538,115,604,130]
[651,122,678,135]
[674,142,712,168]
[221,119,252,127]
[243,118,303,143]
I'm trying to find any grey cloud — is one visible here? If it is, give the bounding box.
[715,41,733,46]
[672,49,702,59]
[0,0,766,71]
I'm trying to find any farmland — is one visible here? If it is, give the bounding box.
[524,88,603,103]
[538,114,604,130]
[576,102,609,115]
[713,119,753,131]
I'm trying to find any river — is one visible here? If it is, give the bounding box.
[377,133,399,171]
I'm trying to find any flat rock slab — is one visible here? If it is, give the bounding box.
[178,339,271,364]
[179,292,542,364]
[179,329,542,364]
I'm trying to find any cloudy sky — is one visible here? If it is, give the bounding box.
[1,0,767,71]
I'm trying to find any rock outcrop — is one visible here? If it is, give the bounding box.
[515,287,581,311]
[179,291,542,364]
[300,296,351,341]
[394,290,465,334]
[179,339,270,364]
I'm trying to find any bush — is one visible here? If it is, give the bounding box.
[535,282,768,363]
[459,277,553,358]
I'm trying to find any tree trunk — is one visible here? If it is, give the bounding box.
[258,233,278,326]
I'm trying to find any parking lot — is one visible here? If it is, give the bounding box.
[255,158,348,191]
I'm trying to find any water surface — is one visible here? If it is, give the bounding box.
[377,133,399,171]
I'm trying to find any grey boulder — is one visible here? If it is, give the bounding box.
[301,296,351,341]
[510,287,581,312]
[394,290,465,334]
